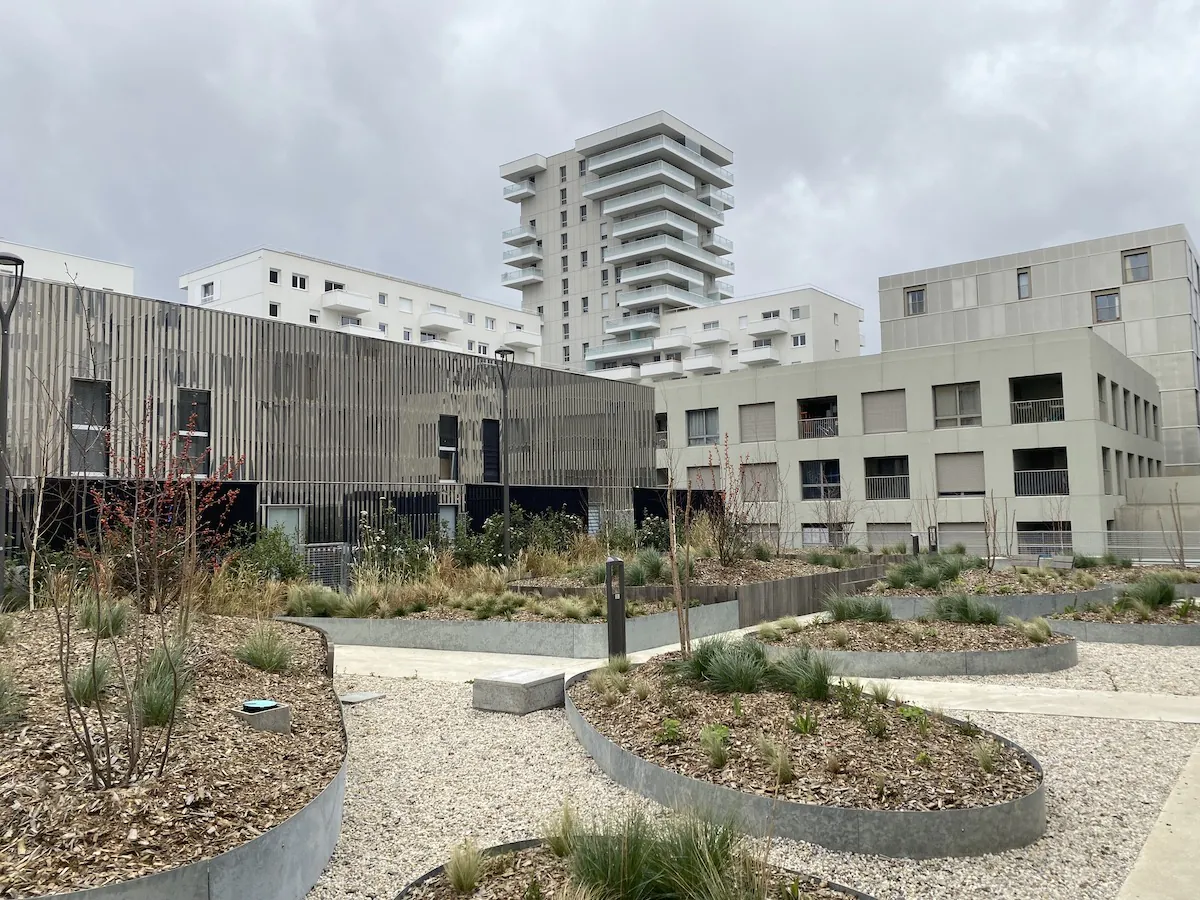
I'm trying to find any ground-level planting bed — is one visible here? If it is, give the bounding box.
[567,641,1045,857]
[0,611,344,896]
[1047,575,1200,645]
[513,552,844,590]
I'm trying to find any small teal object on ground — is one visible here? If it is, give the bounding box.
[243,699,279,713]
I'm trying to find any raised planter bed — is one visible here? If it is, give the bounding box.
[1047,620,1200,645]
[565,667,1046,859]
[874,587,1113,623]
[766,640,1078,678]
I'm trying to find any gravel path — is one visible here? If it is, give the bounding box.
[912,643,1200,695]
[309,676,1198,900]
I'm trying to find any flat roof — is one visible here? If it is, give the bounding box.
[574,111,734,166]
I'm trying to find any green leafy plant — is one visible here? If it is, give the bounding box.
[605,654,632,675]
[699,723,731,768]
[694,638,768,694]
[0,665,24,727]
[79,596,130,638]
[756,621,784,642]
[523,878,543,900]
[916,749,932,767]
[136,641,193,727]
[824,593,893,623]
[731,695,743,718]
[751,542,774,561]
[1006,616,1052,644]
[634,548,666,583]
[236,524,309,580]
[655,717,682,744]
[540,801,577,857]
[624,563,647,587]
[1120,576,1176,609]
[864,712,889,740]
[932,594,1001,625]
[337,591,379,618]
[234,625,293,673]
[69,656,113,707]
[974,738,1001,774]
[284,582,341,617]
[756,734,794,784]
[446,838,484,894]
[1072,554,1099,569]
[789,708,818,736]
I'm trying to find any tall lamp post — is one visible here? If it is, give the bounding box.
[0,253,26,600]
[494,348,516,564]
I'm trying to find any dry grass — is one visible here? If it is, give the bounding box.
[194,563,289,617]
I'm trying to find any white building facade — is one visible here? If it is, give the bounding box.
[179,248,542,364]
[0,239,135,294]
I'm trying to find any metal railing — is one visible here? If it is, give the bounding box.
[606,234,735,271]
[704,233,734,252]
[601,185,725,224]
[619,283,715,308]
[500,268,543,284]
[586,135,735,185]
[799,417,838,439]
[585,337,654,360]
[503,180,535,197]
[583,159,694,196]
[305,542,350,590]
[605,312,661,332]
[1013,468,1069,496]
[1011,398,1065,424]
[865,475,910,500]
[1015,531,1073,556]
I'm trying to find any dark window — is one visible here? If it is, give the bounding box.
[438,414,459,482]
[69,379,110,475]
[177,388,212,475]
[482,419,500,483]
[269,269,280,284]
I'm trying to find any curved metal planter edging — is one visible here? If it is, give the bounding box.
[564,674,1046,859]
[764,637,1078,678]
[38,621,348,900]
[391,838,878,900]
[1048,619,1200,646]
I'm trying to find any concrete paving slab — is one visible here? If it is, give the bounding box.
[338,691,386,705]
[335,644,595,682]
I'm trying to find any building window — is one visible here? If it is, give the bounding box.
[582,341,589,354]
[269,302,280,318]
[1123,248,1151,283]
[529,218,536,230]
[176,388,211,476]
[762,309,780,320]
[403,328,412,341]
[560,165,567,183]
[563,345,571,363]
[792,333,806,347]
[324,280,345,292]
[291,274,307,290]
[378,323,388,334]
[738,315,748,329]
[201,281,215,302]
[738,402,776,443]
[478,342,488,355]
[1093,290,1120,323]
[601,269,609,286]
[835,339,840,351]
[702,320,719,330]
[340,315,361,326]
[475,316,491,332]
[790,306,801,319]
[579,159,587,176]
[269,269,280,284]
[536,306,544,318]
[1017,268,1031,299]
[309,313,318,324]
[581,250,588,267]
[935,451,986,497]
[562,323,570,339]
[559,234,568,251]
[482,419,500,483]
[686,408,720,446]
[601,292,609,309]
[615,266,622,283]
[904,286,926,316]
[438,415,459,482]
[69,378,110,476]
[560,188,567,205]
[468,339,475,351]
[581,296,589,313]
[600,222,608,239]
[561,255,569,273]
[560,210,568,228]
[466,312,475,324]
[600,246,607,262]
[801,460,841,500]
[579,204,587,223]
[396,297,413,313]
[752,338,773,348]
[934,381,982,428]
[562,300,571,316]
[378,292,387,306]
[562,278,569,295]
[834,313,839,325]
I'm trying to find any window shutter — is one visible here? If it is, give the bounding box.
[862,390,906,434]
[687,465,721,491]
[481,419,500,483]
[935,452,985,495]
[740,463,778,502]
[738,403,776,442]
[866,523,912,547]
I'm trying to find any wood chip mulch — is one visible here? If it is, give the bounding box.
[862,566,1134,597]
[764,620,1071,652]
[0,610,345,898]
[1050,605,1200,625]
[570,658,1041,812]
[404,845,858,900]
[399,597,684,623]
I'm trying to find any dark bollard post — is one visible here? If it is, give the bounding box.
[605,556,627,657]
[927,527,938,554]
[911,533,920,556]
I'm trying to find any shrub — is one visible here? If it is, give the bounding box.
[1102,552,1118,566]
[829,625,851,648]
[0,666,24,727]
[756,621,783,643]
[1006,616,1052,643]
[1122,576,1176,608]
[1073,554,1099,569]
[79,596,130,638]
[962,555,986,570]
[540,801,577,857]
[337,591,379,618]
[751,542,774,562]
[569,807,662,900]
[285,582,341,617]
[704,639,767,693]
[916,564,945,590]
[605,654,632,675]
[237,525,308,580]
[234,625,293,673]
[137,642,192,727]
[446,838,483,895]
[765,647,832,701]
[583,563,606,586]
[636,514,670,551]
[655,718,682,744]
[932,594,1001,625]
[624,563,646,588]
[70,657,113,707]
[634,548,666,583]
[824,593,893,622]
[884,567,909,589]
[699,723,730,768]
[864,712,889,740]
[777,616,803,634]
[755,735,793,784]
[974,739,1000,774]
[949,542,967,555]
[665,635,725,683]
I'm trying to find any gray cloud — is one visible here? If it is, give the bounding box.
[2,0,1199,351]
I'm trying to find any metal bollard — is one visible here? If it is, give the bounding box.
[911,533,920,556]
[605,557,627,657]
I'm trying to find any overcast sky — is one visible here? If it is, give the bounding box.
[2,0,1199,351]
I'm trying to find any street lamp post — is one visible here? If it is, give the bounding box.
[0,254,26,601]
[494,348,516,565]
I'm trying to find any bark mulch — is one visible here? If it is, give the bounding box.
[764,620,1070,652]
[1051,603,1200,625]
[0,610,345,897]
[570,658,1040,812]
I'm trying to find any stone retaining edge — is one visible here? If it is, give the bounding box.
[1047,619,1200,645]
[563,673,1046,859]
[764,638,1078,678]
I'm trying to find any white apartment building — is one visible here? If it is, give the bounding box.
[179,248,542,364]
[500,111,737,373]
[0,239,135,293]
[656,328,1163,555]
[879,224,1200,474]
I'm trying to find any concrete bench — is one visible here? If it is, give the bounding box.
[1039,555,1074,570]
[472,668,565,715]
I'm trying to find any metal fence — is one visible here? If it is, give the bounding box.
[305,542,351,590]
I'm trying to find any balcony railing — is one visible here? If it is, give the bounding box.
[699,185,736,206]
[501,223,537,243]
[606,234,734,274]
[601,185,725,224]
[605,312,661,333]
[703,232,735,252]
[1011,398,1065,424]
[582,159,694,199]
[500,267,544,285]
[865,475,910,500]
[799,417,838,439]
[1014,468,1070,496]
[612,210,699,240]
[1016,530,1073,555]
[618,282,716,309]
[586,134,735,187]
[503,180,536,198]
[585,337,655,361]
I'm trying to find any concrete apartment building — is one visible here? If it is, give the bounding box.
[0,239,135,293]
[655,328,1163,555]
[879,224,1200,474]
[179,248,542,364]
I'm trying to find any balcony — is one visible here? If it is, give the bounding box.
[418,336,463,354]
[502,244,543,266]
[503,180,536,202]
[1014,469,1070,496]
[585,337,654,361]
[694,327,730,345]
[322,289,372,315]
[591,365,642,382]
[501,223,538,246]
[604,234,735,276]
[339,322,381,339]
[865,475,910,501]
[419,310,463,333]
[618,282,716,311]
[799,417,838,439]
[585,134,735,188]
[619,260,705,289]
[581,160,695,201]
[654,333,692,352]
[683,353,721,374]
[601,185,724,227]
[612,210,699,241]
[747,317,788,338]
[641,359,684,380]
[698,184,736,209]
[1010,398,1065,424]
[740,344,780,366]
[702,232,734,255]
[605,312,661,334]
[500,154,547,182]
[500,267,544,289]
[711,281,735,300]
[502,329,541,349]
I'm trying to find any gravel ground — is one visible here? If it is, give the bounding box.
[912,642,1200,695]
[308,676,1198,900]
